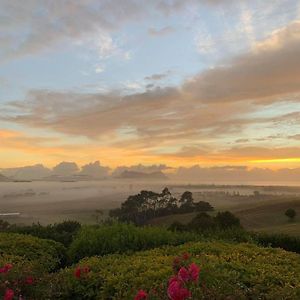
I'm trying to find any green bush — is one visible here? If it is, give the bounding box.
[214,211,241,229]
[251,232,300,254]
[68,223,199,262]
[187,212,216,231]
[7,220,81,247]
[39,241,300,299]
[0,254,45,299]
[0,232,66,271]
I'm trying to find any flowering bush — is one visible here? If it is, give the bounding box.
[133,253,201,300]
[51,241,300,299]
[0,259,39,299]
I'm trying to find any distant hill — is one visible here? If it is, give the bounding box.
[0,173,10,182]
[118,170,168,180]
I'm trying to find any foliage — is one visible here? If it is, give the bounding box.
[0,220,10,230]
[37,241,300,299]
[110,188,213,225]
[252,232,300,254]
[215,211,241,228]
[6,220,81,247]
[187,212,216,231]
[285,208,297,220]
[67,223,199,262]
[0,255,44,299]
[0,232,66,271]
[169,211,241,233]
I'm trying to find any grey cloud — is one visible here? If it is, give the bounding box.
[144,71,171,81]
[183,21,300,104]
[288,134,300,140]
[52,161,79,176]
[0,164,51,180]
[80,161,110,178]
[0,0,233,61]
[148,26,175,37]
[112,164,169,177]
[2,20,300,150]
[235,139,249,143]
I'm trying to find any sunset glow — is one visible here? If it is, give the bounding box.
[1,0,300,174]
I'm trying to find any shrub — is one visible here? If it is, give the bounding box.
[215,211,241,229]
[38,241,300,299]
[0,254,45,299]
[0,233,66,271]
[68,223,199,262]
[187,212,216,232]
[7,220,81,247]
[168,221,187,232]
[251,232,300,254]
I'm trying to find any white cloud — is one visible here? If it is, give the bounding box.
[95,65,105,73]
[194,29,216,54]
[123,81,142,90]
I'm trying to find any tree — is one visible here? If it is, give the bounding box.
[215,211,241,229]
[188,212,215,232]
[285,208,296,221]
[179,191,193,206]
[179,191,194,212]
[194,201,214,212]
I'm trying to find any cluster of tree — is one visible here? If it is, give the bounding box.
[109,188,213,225]
[169,211,241,232]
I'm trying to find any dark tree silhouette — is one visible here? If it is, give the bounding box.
[285,208,296,221]
[109,188,214,225]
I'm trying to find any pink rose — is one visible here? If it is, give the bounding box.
[134,289,148,300]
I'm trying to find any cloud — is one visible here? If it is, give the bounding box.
[172,165,300,183]
[0,164,51,180]
[144,71,171,81]
[288,134,300,140]
[148,26,175,37]
[80,161,110,178]
[184,20,300,104]
[112,164,169,177]
[0,0,234,62]
[95,65,105,74]
[1,19,300,167]
[52,162,79,176]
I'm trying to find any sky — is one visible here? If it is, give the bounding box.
[1,0,300,171]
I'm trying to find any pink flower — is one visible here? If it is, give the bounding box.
[168,275,179,285]
[25,276,34,285]
[134,290,148,300]
[167,279,191,300]
[4,289,14,300]
[82,266,90,274]
[178,267,190,283]
[0,263,13,274]
[188,263,200,283]
[4,264,13,271]
[74,267,81,279]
